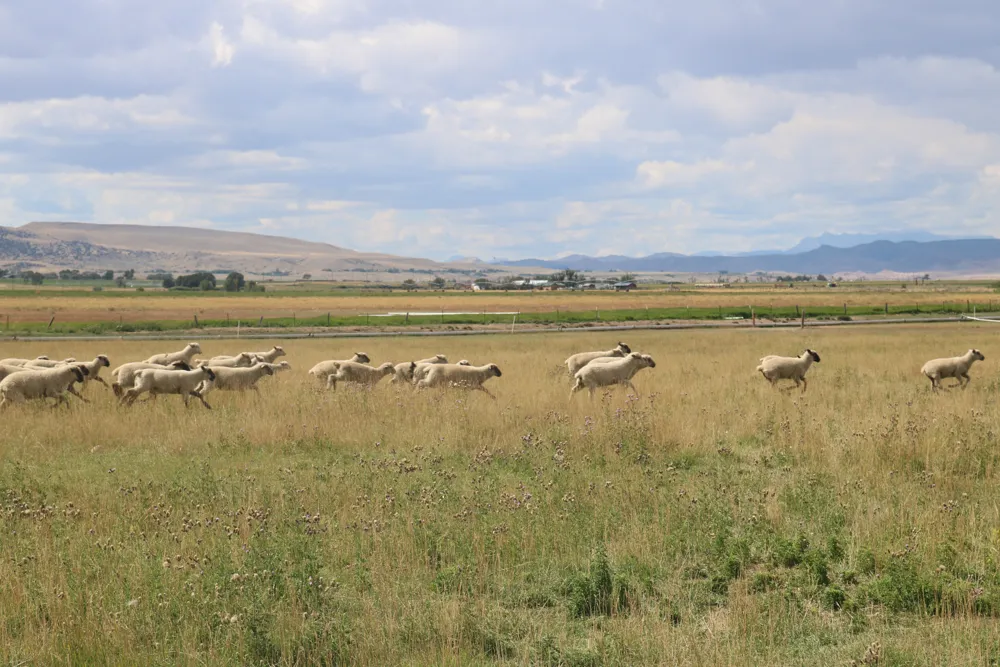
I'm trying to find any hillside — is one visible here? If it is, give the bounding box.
[0,222,498,278]
[501,239,1000,275]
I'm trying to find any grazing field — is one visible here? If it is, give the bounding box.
[1,284,1000,333]
[3,326,1000,665]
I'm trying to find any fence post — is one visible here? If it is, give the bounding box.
[366,313,370,326]
[47,315,55,329]
[237,321,240,339]
[327,312,331,326]
[293,312,296,326]
[752,307,756,327]
[795,305,799,317]
[800,311,805,328]
[227,313,230,326]
[194,314,199,328]
[844,303,847,315]
[405,312,409,324]
[259,315,263,327]
[885,303,888,315]
[4,315,7,330]
[967,300,971,313]
[440,309,444,324]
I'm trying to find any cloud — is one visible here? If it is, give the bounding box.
[1,1,1000,259]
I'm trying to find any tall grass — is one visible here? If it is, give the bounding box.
[1,326,1000,664]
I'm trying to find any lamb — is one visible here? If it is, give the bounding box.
[112,360,193,398]
[756,349,821,393]
[196,363,275,397]
[308,353,371,385]
[921,349,985,391]
[144,343,202,366]
[73,355,112,393]
[120,366,217,409]
[392,355,449,384]
[411,358,471,384]
[571,353,655,397]
[326,362,396,390]
[416,363,502,398]
[565,342,631,376]
[0,364,90,409]
[246,346,286,363]
[205,352,255,368]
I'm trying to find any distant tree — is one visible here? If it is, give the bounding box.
[59,270,75,280]
[162,276,175,289]
[429,276,446,288]
[115,276,127,288]
[301,273,312,280]
[176,272,216,289]
[199,279,215,291]
[620,273,636,282]
[103,270,114,281]
[246,280,265,293]
[402,279,417,287]
[22,271,44,285]
[224,272,246,292]
[816,274,828,282]
[123,269,135,280]
[0,269,7,279]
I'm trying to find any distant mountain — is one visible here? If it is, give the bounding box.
[786,231,990,253]
[500,239,1000,274]
[0,222,507,277]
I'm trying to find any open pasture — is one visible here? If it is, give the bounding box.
[2,326,1000,664]
[0,284,999,328]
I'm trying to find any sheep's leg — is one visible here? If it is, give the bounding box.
[624,380,639,394]
[191,391,212,410]
[800,377,808,393]
[92,377,109,388]
[67,385,90,403]
[474,385,497,400]
[961,374,971,390]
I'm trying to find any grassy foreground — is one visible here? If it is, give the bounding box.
[2,327,1000,665]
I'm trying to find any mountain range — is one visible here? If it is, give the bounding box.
[500,239,1000,275]
[2,222,1000,276]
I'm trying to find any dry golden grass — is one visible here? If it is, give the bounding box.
[1,325,1000,665]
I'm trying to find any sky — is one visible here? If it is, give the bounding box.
[2,1,1000,261]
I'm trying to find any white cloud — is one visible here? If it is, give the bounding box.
[208,22,235,67]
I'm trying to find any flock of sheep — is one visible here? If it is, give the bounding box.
[0,339,988,410]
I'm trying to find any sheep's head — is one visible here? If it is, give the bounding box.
[171,361,193,371]
[432,354,447,362]
[202,367,217,381]
[273,346,286,356]
[261,365,275,376]
[36,355,49,360]
[236,353,254,366]
[488,364,502,377]
[806,349,821,363]
[616,342,631,354]
[639,354,656,368]
[354,352,371,363]
[189,343,202,354]
[378,362,395,374]
[63,358,77,363]
[70,366,86,383]
[457,360,472,366]
[277,361,292,371]
[972,349,985,361]
[97,355,111,367]
[409,361,417,373]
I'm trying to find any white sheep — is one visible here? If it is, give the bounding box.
[756,349,821,392]
[308,353,371,385]
[112,360,193,398]
[0,364,89,409]
[392,355,449,384]
[24,357,77,369]
[565,342,631,376]
[246,346,286,363]
[197,363,275,397]
[416,363,502,398]
[411,358,470,385]
[0,356,50,367]
[73,355,112,394]
[326,361,395,390]
[121,366,217,409]
[0,364,28,382]
[205,352,255,368]
[144,343,202,366]
[571,353,655,397]
[921,349,985,391]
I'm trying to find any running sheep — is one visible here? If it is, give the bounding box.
[0,364,89,409]
[72,355,111,394]
[571,353,655,398]
[565,342,631,376]
[308,353,371,385]
[196,363,275,397]
[144,343,202,366]
[246,346,286,363]
[120,366,216,409]
[921,349,985,391]
[0,356,50,367]
[326,362,395,390]
[112,360,193,398]
[205,352,255,368]
[24,357,77,369]
[416,363,502,399]
[756,349,821,393]
[392,355,449,384]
